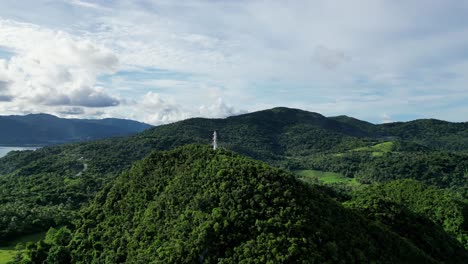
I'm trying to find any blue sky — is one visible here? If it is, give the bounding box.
[0,0,468,124]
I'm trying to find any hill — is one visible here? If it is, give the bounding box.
[0,113,152,146]
[330,115,385,136]
[2,107,468,243]
[25,145,467,263]
[331,115,468,152]
[304,148,468,189]
[133,107,373,161]
[346,179,468,248]
[381,119,468,152]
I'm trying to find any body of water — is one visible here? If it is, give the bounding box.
[0,146,38,158]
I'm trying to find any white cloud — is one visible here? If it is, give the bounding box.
[0,19,119,113]
[124,92,244,125]
[139,92,187,125]
[381,113,393,124]
[198,98,245,119]
[67,0,108,10]
[1,1,468,123]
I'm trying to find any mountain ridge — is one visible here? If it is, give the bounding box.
[0,113,152,146]
[1,107,468,250]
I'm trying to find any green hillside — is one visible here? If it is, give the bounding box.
[346,179,468,248]
[135,107,373,161]
[305,150,468,189]
[25,145,466,263]
[295,169,356,185]
[331,115,468,152]
[1,107,468,243]
[381,119,468,152]
[330,115,385,136]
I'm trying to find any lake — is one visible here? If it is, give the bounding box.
[0,146,38,158]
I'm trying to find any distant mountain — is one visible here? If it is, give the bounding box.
[0,113,152,145]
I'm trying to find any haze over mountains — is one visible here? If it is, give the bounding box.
[0,114,152,146]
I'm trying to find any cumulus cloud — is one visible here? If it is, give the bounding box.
[68,87,119,107]
[0,19,119,111]
[139,92,187,125]
[131,92,244,125]
[198,98,246,118]
[381,113,393,124]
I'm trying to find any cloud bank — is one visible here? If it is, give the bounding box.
[0,20,119,112]
[0,1,468,124]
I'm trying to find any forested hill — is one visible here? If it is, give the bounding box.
[140,107,468,155]
[32,145,464,263]
[380,119,468,152]
[1,107,468,247]
[134,107,373,161]
[0,113,152,145]
[330,114,468,152]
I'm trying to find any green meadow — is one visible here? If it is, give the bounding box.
[351,141,395,156]
[295,169,359,186]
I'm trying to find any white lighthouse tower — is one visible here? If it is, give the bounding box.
[213,131,218,150]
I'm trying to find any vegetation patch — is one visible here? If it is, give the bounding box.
[0,232,45,264]
[351,141,395,153]
[295,169,351,184]
[42,145,458,263]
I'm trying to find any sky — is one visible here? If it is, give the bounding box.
[0,0,468,125]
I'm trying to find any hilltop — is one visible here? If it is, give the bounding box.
[26,145,466,263]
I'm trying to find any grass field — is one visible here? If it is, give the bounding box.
[350,141,395,156]
[295,169,359,186]
[331,142,396,158]
[352,141,394,152]
[0,232,45,264]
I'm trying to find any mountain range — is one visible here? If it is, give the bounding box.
[0,113,152,146]
[1,107,468,263]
